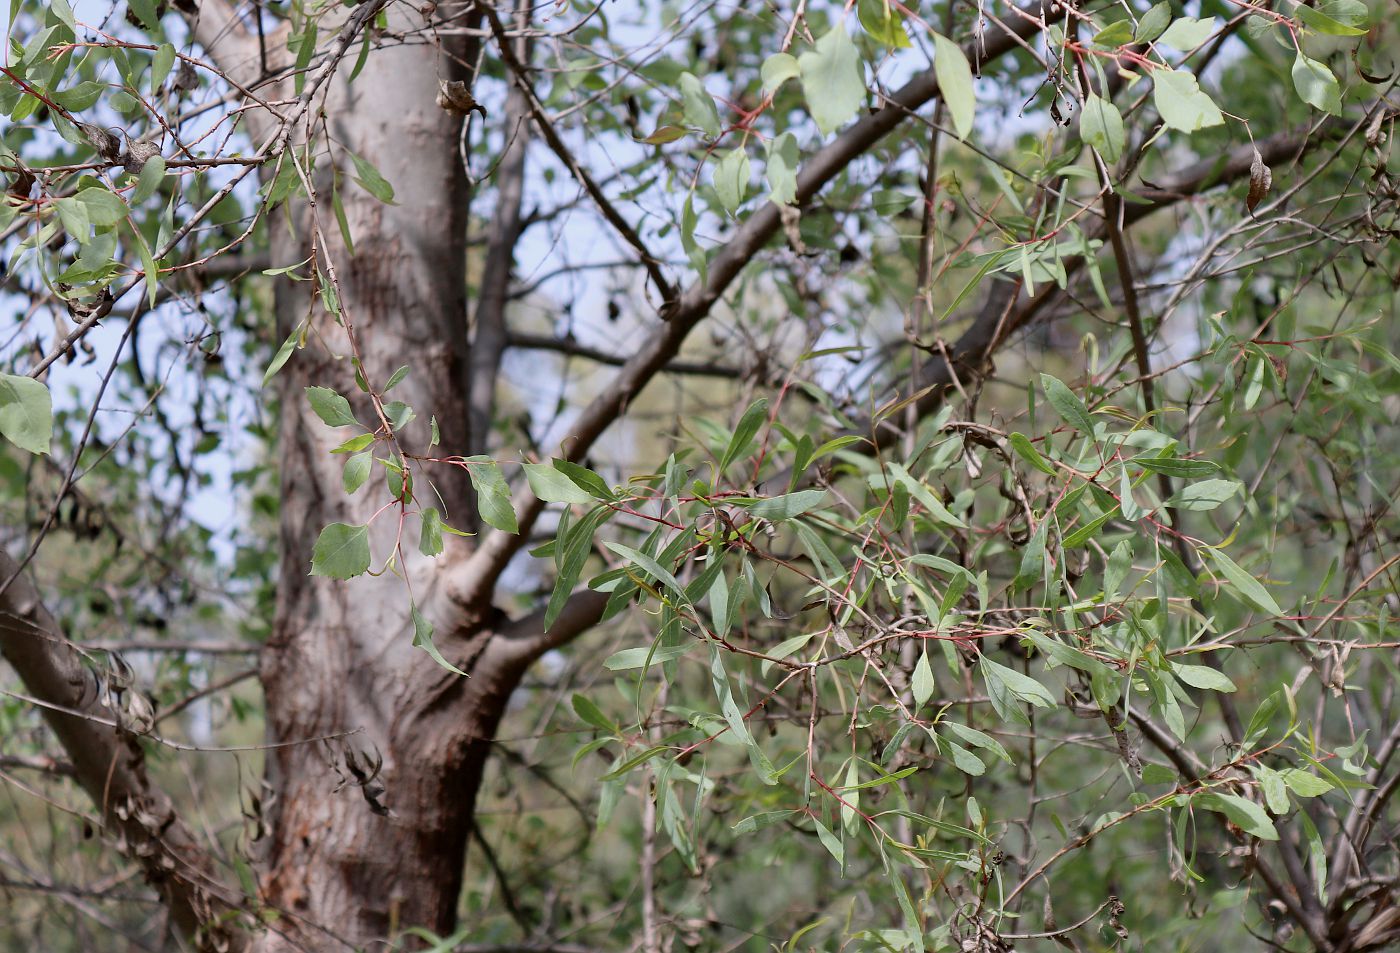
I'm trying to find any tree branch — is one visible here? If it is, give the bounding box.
[451,2,1069,611]
[506,332,745,379]
[0,551,248,952]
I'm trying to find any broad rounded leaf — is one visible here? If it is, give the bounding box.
[0,373,52,455]
[1153,68,1224,133]
[799,24,865,136]
[1292,52,1342,114]
[310,522,371,579]
[306,386,359,428]
[1080,93,1125,163]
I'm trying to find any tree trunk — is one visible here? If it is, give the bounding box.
[246,11,512,949]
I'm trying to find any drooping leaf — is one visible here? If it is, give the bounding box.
[1292,52,1342,114]
[1207,547,1283,615]
[858,0,911,47]
[799,24,865,136]
[349,150,396,204]
[1080,93,1125,163]
[679,72,722,138]
[1040,374,1097,437]
[932,32,975,140]
[0,374,52,455]
[306,386,359,428]
[713,146,750,215]
[466,457,518,533]
[525,461,595,505]
[766,132,799,206]
[419,507,444,557]
[309,522,371,579]
[412,604,468,677]
[343,451,373,494]
[1158,16,1218,49]
[1153,68,1225,132]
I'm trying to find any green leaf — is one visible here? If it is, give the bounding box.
[713,146,750,215]
[765,132,799,206]
[552,460,616,501]
[942,721,1013,764]
[799,24,865,136]
[732,810,795,834]
[760,52,801,92]
[1293,1,1367,36]
[332,433,375,454]
[1207,548,1283,615]
[349,150,396,204]
[1136,2,1172,42]
[127,220,160,307]
[744,489,827,521]
[981,656,1057,710]
[1279,768,1333,797]
[310,522,371,579]
[466,457,518,533]
[932,32,975,140]
[679,72,722,138]
[605,542,687,598]
[604,643,692,671]
[343,451,373,494]
[1136,455,1220,478]
[1197,792,1278,840]
[912,649,935,708]
[306,386,359,428]
[524,461,594,505]
[1158,16,1217,49]
[812,818,844,865]
[419,506,444,557]
[638,124,687,145]
[719,398,768,474]
[1292,52,1341,114]
[887,463,967,528]
[1009,432,1056,474]
[1090,19,1135,46]
[572,693,617,733]
[412,604,469,677]
[1153,68,1224,133]
[76,187,127,226]
[50,0,75,28]
[383,364,410,392]
[1080,93,1125,163]
[131,154,166,204]
[0,373,52,454]
[1141,763,1177,785]
[151,43,176,91]
[1040,374,1097,437]
[545,505,610,630]
[1022,632,1112,677]
[1169,479,1242,511]
[382,401,414,431]
[127,0,161,30]
[858,0,911,47]
[1172,663,1237,692]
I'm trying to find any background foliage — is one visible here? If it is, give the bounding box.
[1,0,1399,950]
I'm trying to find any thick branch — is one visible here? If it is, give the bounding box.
[0,551,247,951]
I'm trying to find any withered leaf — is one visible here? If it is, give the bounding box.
[1247,147,1272,214]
